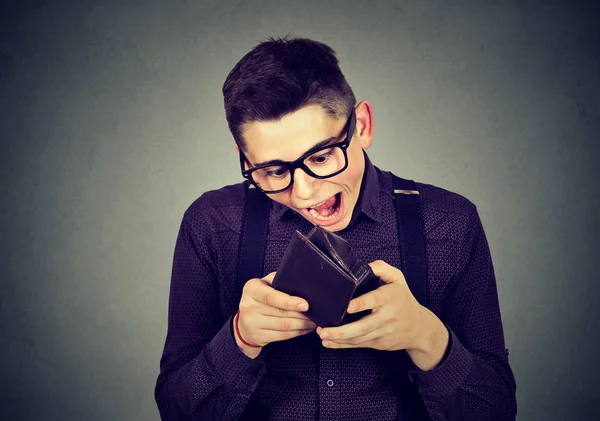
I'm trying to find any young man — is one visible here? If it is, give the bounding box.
[155,37,517,420]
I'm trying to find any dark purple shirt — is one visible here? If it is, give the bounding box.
[155,154,517,420]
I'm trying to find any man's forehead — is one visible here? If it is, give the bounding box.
[242,106,343,163]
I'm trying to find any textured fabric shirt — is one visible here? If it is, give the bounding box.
[154,153,517,420]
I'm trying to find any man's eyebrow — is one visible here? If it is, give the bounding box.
[252,136,337,168]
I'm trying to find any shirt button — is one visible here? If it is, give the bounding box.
[326,379,334,387]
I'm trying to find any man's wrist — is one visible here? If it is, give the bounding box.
[233,312,263,359]
[407,307,450,371]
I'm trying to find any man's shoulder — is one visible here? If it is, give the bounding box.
[414,181,477,218]
[182,181,248,228]
[376,168,477,218]
[409,180,481,244]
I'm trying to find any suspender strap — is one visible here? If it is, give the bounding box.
[391,174,428,308]
[235,184,271,305]
[391,175,429,421]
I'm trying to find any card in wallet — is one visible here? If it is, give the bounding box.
[272,225,383,327]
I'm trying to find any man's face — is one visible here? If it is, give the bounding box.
[240,103,372,232]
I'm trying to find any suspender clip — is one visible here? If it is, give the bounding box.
[394,189,419,195]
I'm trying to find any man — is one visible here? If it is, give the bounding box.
[155,37,517,420]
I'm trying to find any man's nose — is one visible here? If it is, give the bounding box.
[292,167,318,200]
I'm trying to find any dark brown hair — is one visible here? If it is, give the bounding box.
[222,36,356,150]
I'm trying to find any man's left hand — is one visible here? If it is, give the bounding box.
[316,260,450,371]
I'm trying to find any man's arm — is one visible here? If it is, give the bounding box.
[154,209,266,420]
[408,206,517,421]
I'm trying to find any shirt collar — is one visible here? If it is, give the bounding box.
[270,151,382,223]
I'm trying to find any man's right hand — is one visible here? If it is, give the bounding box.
[235,272,317,358]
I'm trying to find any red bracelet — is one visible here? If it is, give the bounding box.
[235,310,262,348]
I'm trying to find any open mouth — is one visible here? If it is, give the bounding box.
[307,192,342,222]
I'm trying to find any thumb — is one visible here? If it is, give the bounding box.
[261,271,276,285]
[368,260,406,284]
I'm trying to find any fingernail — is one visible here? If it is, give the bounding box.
[298,303,308,311]
[320,331,329,339]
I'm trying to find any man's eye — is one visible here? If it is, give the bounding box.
[264,167,288,178]
[309,150,333,164]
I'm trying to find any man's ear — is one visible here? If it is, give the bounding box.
[355,100,374,149]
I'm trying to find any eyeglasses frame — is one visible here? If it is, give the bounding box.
[238,110,356,194]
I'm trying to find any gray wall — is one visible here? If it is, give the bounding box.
[1,0,598,420]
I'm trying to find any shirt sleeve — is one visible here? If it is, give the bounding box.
[154,209,267,420]
[408,206,518,421]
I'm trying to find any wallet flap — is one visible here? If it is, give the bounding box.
[272,230,357,327]
[306,226,356,281]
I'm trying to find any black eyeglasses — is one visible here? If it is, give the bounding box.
[239,111,356,194]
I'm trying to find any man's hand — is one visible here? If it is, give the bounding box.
[316,260,450,371]
[236,272,317,358]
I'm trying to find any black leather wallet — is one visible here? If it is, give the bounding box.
[272,226,383,327]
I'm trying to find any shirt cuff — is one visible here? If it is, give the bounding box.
[204,315,267,392]
[408,325,474,396]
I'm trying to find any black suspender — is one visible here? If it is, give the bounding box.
[390,174,428,308]
[235,183,271,306]
[390,176,429,421]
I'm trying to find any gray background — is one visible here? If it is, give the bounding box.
[1,0,598,420]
